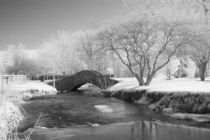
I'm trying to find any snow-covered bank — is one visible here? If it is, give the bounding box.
[6,81,57,100]
[170,113,210,123]
[0,101,23,140]
[0,81,57,140]
[105,78,210,117]
[109,77,210,93]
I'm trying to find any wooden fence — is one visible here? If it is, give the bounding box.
[0,75,28,83]
[0,75,28,94]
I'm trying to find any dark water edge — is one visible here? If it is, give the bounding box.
[17,91,210,140]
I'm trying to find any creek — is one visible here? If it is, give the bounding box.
[18,91,210,140]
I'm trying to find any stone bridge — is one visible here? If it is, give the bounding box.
[49,70,118,92]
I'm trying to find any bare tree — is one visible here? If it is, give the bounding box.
[4,44,40,75]
[99,15,189,86]
[77,30,109,74]
[124,0,210,23]
[195,0,210,24]
[77,31,98,70]
[39,30,83,75]
[185,25,210,81]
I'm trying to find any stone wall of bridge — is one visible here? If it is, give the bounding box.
[49,70,118,92]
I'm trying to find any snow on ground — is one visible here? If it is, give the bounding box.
[110,77,210,94]
[170,113,210,123]
[5,81,57,100]
[0,101,23,140]
[9,81,56,93]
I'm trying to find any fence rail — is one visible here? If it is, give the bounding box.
[0,75,28,83]
[0,75,28,94]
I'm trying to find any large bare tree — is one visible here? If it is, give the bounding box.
[185,25,210,81]
[99,14,190,86]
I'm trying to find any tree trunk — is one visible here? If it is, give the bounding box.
[145,72,155,86]
[145,78,152,86]
[136,76,145,86]
[199,62,207,81]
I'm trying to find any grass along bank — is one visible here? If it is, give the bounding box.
[105,78,210,122]
[0,81,56,140]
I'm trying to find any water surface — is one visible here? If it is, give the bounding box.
[18,92,210,140]
[20,121,210,140]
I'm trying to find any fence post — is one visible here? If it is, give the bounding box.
[1,77,4,95]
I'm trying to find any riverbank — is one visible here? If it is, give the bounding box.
[0,81,56,140]
[105,78,210,122]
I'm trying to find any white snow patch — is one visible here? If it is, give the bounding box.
[0,101,23,140]
[94,105,114,113]
[170,113,210,122]
[110,77,210,94]
[5,81,57,100]
[86,122,100,127]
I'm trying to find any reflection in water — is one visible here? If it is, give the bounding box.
[21,121,210,140]
[94,105,114,113]
[130,121,210,140]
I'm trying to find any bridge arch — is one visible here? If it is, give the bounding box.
[49,70,118,92]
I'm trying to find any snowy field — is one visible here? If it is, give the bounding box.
[4,81,57,100]
[109,77,210,94]
[8,81,56,93]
